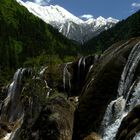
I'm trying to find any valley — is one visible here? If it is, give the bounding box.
[0,0,140,140]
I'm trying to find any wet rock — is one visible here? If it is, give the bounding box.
[83,132,101,140]
[116,105,140,140]
[29,95,74,140]
[73,38,140,140]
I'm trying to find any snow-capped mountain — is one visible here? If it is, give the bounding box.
[17,0,119,43]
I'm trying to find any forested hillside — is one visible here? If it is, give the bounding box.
[0,0,79,86]
[83,10,140,54]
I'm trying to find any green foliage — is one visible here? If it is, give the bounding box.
[63,56,76,63]
[83,10,140,54]
[21,78,48,107]
[0,0,80,87]
[23,54,63,68]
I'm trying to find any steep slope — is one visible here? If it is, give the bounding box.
[17,0,118,43]
[83,10,140,54]
[0,0,79,88]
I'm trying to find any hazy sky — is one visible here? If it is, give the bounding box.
[22,0,140,20]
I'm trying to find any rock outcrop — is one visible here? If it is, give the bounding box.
[116,105,140,140]
[29,95,74,140]
[83,132,101,140]
[72,38,140,140]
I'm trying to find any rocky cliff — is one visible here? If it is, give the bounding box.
[73,37,140,140]
[1,38,140,140]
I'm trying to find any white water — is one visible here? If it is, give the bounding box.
[39,66,48,76]
[39,66,52,98]
[1,68,31,140]
[7,113,24,140]
[126,79,140,111]
[118,43,140,97]
[78,57,84,82]
[101,42,140,140]
[63,62,72,90]
[133,132,140,140]
[3,68,25,122]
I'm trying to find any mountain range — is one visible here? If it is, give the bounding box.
[83,10,140,54]
[1,1,140,140]
[17,0,119,43]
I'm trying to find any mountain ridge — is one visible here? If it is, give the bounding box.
[17,0,119,43]
[83,10,140,54]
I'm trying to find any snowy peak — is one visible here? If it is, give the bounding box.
[17,0,119,43]
[85,18,95,24]
[107,17,119,23]
[17,0,83,24]
[49,5,84,24]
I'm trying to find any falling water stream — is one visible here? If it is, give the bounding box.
[101,42,140,140]
[63,62,72,91]
[1,68,31,140]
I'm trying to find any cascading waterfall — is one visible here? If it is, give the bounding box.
[63,62,72,91]
[1,68,32,140]
[118,43,140,97]
[100,42,140,140]
[88,54,100,73]
[39,66,52,97]
[78,57,84,82]
[3,68,27,122]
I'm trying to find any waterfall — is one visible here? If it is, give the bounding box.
[6,113,24,140]
[1,68,32,140]
[63,62,72,91]
[78,56,97,82]
[39,66,48,77]
[133,132,140,140]
[39,66,52,98]
[100,42,140,140]
[3,68,28,122]
[78,57,84,82]
[118,43,140,97]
